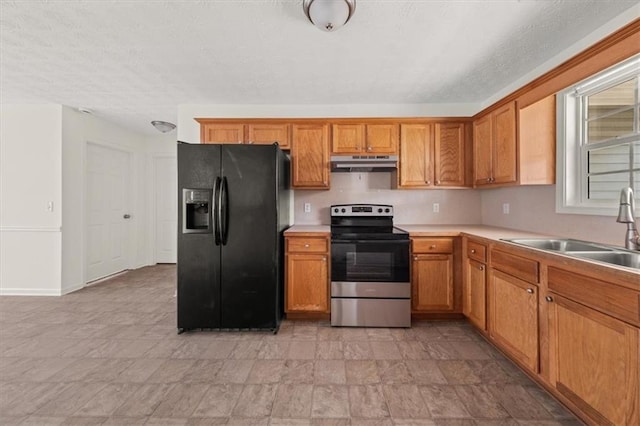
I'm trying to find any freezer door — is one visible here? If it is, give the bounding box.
[177,143,222,330]
[220,145,280,329]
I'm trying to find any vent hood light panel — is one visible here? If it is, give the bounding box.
[331,155,398,173]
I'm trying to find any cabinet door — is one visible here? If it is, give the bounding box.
[201,123,245,144]
[434,122,465,186]
[518,95,555,185]
[247,123,290,149]
[291,124,330,188]
[492,102,517,184]
[286,253,329,313]
[399,124,433,187]
[412,254,454,312]
[464,258,486,331]
[366,124,399,154]
[548,293,639,426]
[473,115,492,186]
[489,269,538,373]
[332,124,364,154]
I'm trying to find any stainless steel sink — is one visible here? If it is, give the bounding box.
[501,238,640,270]
[502,238,612,252]
[572,251,640,269]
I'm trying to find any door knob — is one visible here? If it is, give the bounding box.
[123,214,131,219]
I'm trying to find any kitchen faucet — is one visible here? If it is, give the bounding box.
[616,187,640,250]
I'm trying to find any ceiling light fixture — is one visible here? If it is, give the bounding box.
[303,0,356,32]
[151,120,176,133]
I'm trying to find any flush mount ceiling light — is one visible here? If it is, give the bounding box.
[303,0,356,32]
[151,120,176,133]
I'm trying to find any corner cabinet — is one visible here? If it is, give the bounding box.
[462,238,487,331]
[411,237,456,312]
[285,233,330,314]
[291,124,330,189]
[473,101,517,186]
[398,122,467,188]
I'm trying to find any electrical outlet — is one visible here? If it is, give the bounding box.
[47,201,54,212]
[433,203,440,213]
[304,203,311,213]
[503,203,510,214]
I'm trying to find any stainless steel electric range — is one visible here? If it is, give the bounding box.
[330,204,411,328]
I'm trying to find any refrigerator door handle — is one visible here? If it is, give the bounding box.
[214,176,222,245]
[221,176,229,245]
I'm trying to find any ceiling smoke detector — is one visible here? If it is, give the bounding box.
[303,0,356,32]
[151,120,176,133]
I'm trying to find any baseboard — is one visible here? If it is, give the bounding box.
[61,282,85,295]
[0,288,62,296]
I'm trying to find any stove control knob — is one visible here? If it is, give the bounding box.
[341,208,346,213]
[384,208,390,213]
[334,208,339,213]
[378,208,383,213]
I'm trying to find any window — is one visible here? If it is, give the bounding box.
[557,54,640,215]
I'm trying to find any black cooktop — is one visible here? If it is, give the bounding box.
[330,204,408,241]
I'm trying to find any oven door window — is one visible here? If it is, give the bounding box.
[331,240,409,283]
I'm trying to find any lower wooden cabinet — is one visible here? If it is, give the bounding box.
[285,234,330,313]
[488,269,539,373]
[464,258,486,330]
[546,293,639,426]
[411,237,455,312]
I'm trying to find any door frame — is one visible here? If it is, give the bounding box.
[83,140,135,284]
[150,153,177,265]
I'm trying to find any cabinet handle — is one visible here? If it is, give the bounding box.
[322,256,327,261]
[413,256,418,260]
[367,146,372,152]
[304,243,310,248]
[471,249,476,254]
[430,245,436,249]
[435,180,441,185]
[526,288,534,294]
[486,178,491,183]
[425,180,431,185]
[479,265,484,271]
[247,141,254,144]
[545,296,553,302]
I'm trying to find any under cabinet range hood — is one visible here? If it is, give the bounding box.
[330,155,398,172]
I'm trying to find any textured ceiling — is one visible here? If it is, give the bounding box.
[1,0,638,136]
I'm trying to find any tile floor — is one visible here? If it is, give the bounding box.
[0,265,582,425]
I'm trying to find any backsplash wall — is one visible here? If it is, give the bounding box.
[293,173,482,225]
[480,185,622,247]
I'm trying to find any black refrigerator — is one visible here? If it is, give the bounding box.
[177,142,290,332]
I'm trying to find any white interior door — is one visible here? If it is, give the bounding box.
[154,156,177,263]
[86,143,131,282]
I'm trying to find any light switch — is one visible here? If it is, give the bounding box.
[47,201,54,212]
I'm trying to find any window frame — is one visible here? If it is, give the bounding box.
[556,54,640,216]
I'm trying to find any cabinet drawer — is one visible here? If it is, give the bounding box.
[548,266,640,327]
[412,238,453,254]
[467,240,487,263]
[491,248,539,284]
[287,237,328,253]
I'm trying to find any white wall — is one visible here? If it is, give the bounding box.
[1,105,63,295]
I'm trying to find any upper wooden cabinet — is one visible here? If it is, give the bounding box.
[398,122,467,188]
[473,96,555,187]
[331,123,398,154]
[291,123,330,189]
[197,120,291,149]
[518,95,556,185]
[473,101,517,186]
